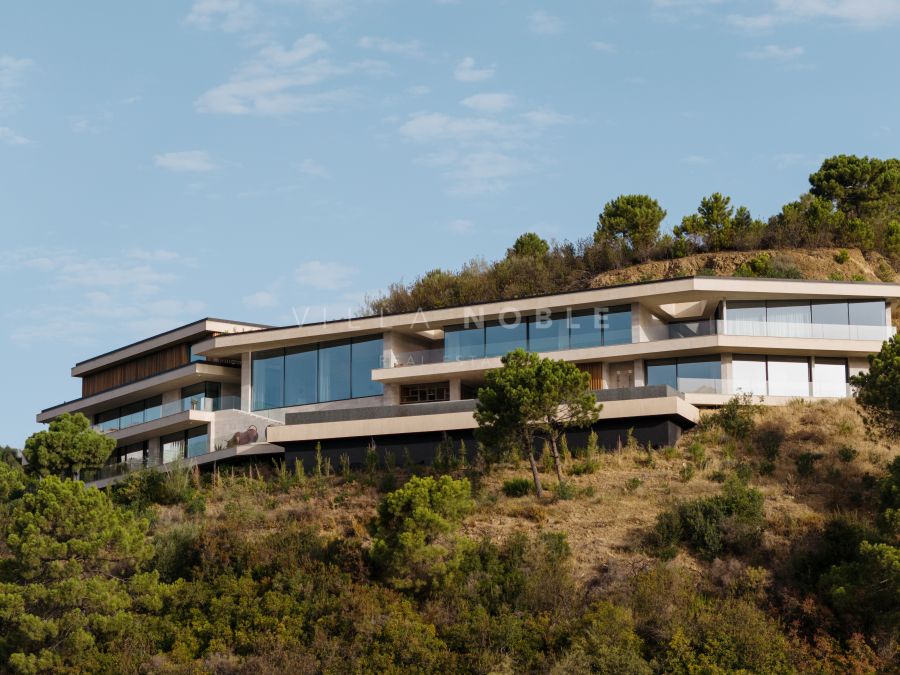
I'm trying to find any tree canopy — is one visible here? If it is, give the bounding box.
[509,232,550,258]
[851,334,900,437]
[23,412,115,480]
[475,349,600,496]
[596,193,666,260]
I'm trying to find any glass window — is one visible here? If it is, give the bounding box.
[668,320,714,339]
[95,408,120,432]
[120,400,145,429]
[284,345,318,406]
[849,300,885,326]
[189,343,205,363]
[767,356,810,397]
[143,396,162,422]
[485,319,528,358]
[813,357,848,398]
[732,355,768,396]
[528,313,569,353]
[603,305,633,345]
[318,341,352,402]
[119,442,146,467]
[252,349,284,411]
[351,337,385,398]
[186,426,209,459]
[766,301,812,337]
[677,356,721,393]
[811,301,849,339]
[570,310,603,349]
[181,383,207,412]
[161,432,185,464]
[727,301,766,336]
[444,324,485,361]
[646,359,677,390]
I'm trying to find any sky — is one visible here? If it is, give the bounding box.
[1,0,900,446]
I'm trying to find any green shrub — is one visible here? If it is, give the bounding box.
[834,248,850,263]
[754,421,786,460]
[570,458,598,475]
[503,478,533,497]
[795,452,822,477]
[708,394,758,439]
[837,445,858,463]
[651,476,765,559]
[556,481,577,500]
[564,601,652,674]
[679,463,696,482]
[686,440,706,466]
[625,477,643,493]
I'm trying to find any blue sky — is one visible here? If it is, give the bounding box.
[1,0,899,446]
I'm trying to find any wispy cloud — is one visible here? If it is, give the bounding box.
[448,218,474,234]
[154,150,220,172]
[460,92,515,113]
[399,106,570,195]
[743,44,804,60]
[683,154,712,165]
[0,55,34,114]
[0,126,29,146]
[296,260,357,290]
[357,36,423,57]
[528,10,564,34]
[591,40,617,53]
[298,158,330,177]
[729,0,900,30]
[453,57,495,82]
[185,0,257,32]
[243,290,278,308]
[195,34,387,115]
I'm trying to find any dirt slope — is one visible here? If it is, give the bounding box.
[590,247,895,288]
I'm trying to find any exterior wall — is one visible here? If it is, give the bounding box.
[635,304,669,342]
[849,356,869,379]
[241,352,252,412]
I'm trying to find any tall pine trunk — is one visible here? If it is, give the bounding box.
[549,434,565,485]
[528,451,544,498]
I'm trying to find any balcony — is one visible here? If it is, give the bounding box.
[93,395,241,433]
[673,377,852,398]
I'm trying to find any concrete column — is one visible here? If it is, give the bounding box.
[633,359,645,387]
[161,389,179,406]
[146,437,161,466]
[383,383,400,405]
[382,331,396,368]
[720,353,733,394]
[631,303,641,343]
[601,361,610,389]
[449,378,462,401]
[241,352,252,412]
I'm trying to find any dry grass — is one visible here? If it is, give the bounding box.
[149,399,899,587]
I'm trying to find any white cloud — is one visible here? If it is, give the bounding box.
[453,57,495,82]
[281,0,352,21]
[407,84,430,96]
[296,260,357,290]
[529,10,564,34]
[357,36,423,57]
[683,154,712,165]
[591,40,617,53]
[400,113,512,143]
[730,0,900,29]
[154,150,219,172]
[0,126,29,146]
[185,0,257,32]
[128,249,181,262]
[298,158,330,177]
[195,34,386,116]
[460,92,515,113]
[243,290,278,307]
[521,108,573,127]
[448,219,474,234]
[743,44,804,59]
[0,55,33,89]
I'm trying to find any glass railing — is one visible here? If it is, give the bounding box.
[674,378,852,398]
[93,396,241,433]
[720,320,894,341]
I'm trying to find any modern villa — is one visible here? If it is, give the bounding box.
[36,277,900,486]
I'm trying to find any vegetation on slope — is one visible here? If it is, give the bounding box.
[367,155,900,314]
[1,394,898,672]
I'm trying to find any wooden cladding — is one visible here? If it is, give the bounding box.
[81,343,190,397]
[577,363,603,390]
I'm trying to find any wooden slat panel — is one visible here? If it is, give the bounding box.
[577,363,603,390]
[81,343,190,397]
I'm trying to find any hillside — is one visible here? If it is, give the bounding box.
[108,398,895,672]
[590,247,896,287]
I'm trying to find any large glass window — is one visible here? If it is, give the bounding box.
[318,341,352,402]
[677,356,722,392]
[252,349,284,410]
[181,382,220,412]
[849,300,885,326]
[811,301,850,339]
[646,359,677,390]
[528,313,569,353]
[570,310,603,349]
[186,426,209,458]
[603,305,633,345]
[351,337,385,398]
[485,319,528,358]
[143,396,162,422]
[119,401,145,429]
[813,358,848,398]
[767,357,810,397]
[766,301,811,337]
[727,301,766,336]
[161,432,185,464]
[284,345,318,406]
[444,324,485,361]
[732,355,768,396]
